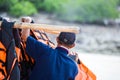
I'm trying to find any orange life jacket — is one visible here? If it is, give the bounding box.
[75,59,96,80]
[13,28,35,80]
[30,30,55,48]
[0,42,7,80]
[0,20,20,80]
[68,53,96,80]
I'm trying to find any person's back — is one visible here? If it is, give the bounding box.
[26,36,78,80]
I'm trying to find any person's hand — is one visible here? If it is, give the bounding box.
[68,52,79,62]
[21,16,32,23]
[21,16,32,42]
[21,29,30,42]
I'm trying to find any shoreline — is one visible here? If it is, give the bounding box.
[1,12,120,55]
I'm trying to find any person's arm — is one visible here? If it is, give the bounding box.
[21,27,52,59]
[26,36,53,59]
[20,16,32,42]
[20,16,53,59]
[21,29,30,42]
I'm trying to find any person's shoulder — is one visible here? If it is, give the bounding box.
[66,57,78,67]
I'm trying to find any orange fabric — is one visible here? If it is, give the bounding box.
[20,41,35,64]
[75,61,96,80]
[75,64,87,80]
[0,42,7,79]
[0,72,5,80]
[31,30,55,48]
[15,47,21,62]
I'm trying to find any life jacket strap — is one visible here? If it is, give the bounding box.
[7,58,17,80]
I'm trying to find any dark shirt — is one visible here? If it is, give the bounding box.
[26,36,78,80]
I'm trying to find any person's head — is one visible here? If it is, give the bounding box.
[57,32,76,49]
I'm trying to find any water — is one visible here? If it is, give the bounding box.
[78,52,120,80]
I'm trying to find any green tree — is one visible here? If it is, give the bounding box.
[57,0,119,22]
[10,1,37,17]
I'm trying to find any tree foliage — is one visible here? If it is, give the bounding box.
[10,1,37,17]
[0,0,119,22]
[57,0,119,22]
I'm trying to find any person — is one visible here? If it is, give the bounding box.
[21,23,78,80]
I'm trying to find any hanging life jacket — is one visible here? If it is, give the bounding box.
[0,19,20,80]
[68,53,96,80]
[12,27,55,80]
[12,28,35,80]
[0,42,7,79]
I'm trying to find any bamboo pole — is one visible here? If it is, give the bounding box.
[0,21,80,34]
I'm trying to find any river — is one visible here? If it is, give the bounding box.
[77,52,120,80]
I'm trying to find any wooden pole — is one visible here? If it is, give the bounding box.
[0,21,80,34]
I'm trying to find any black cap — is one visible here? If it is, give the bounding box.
[58,32,76,45]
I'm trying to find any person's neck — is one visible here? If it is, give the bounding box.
[59,45,69,51]
[57,44,69,51]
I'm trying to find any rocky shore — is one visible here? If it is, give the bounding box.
[76,25,120,55]
[1,12,120,55]
[33,13,120,55]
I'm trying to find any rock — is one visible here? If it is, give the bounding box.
[0,12,120,55]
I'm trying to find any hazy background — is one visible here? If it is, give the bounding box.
[0,0,120,80]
